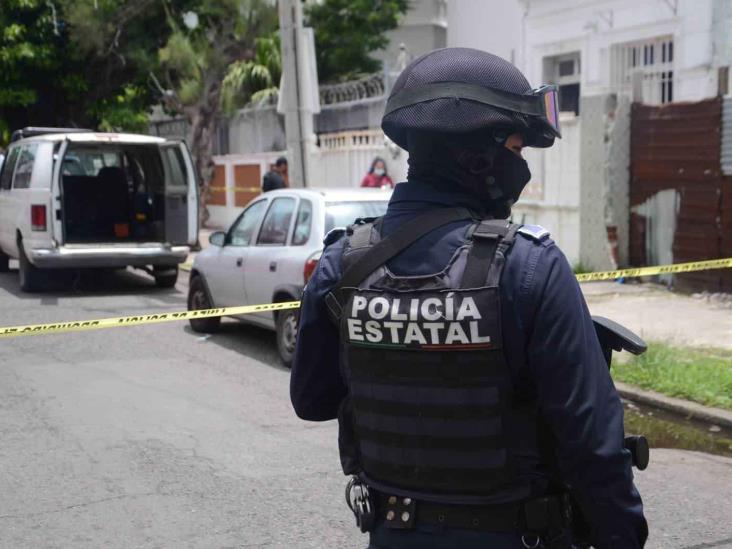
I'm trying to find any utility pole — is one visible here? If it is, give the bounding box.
[278,0,318,188]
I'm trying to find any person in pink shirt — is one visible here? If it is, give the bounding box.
[360,157,394,188]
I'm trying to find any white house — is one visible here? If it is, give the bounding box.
[447,0,732,267]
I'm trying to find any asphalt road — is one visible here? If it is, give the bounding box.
[0,267,730,549]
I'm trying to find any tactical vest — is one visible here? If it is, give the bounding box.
[326,207,535,501]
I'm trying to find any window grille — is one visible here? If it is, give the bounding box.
[611,36,674,105]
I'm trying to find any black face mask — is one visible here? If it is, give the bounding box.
[489,146,532,204]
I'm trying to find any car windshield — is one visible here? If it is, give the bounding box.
[325,200,389,232]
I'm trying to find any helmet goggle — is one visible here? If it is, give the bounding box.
[384,82,562,141]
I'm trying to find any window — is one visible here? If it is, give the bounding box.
[543,52,581,115]
[325,201,389,232]
[161,146,188,191]
[13,144,38,189]
[229,200,267,246]
[611,37,674,105]
[292,199,313,246]
[0,147,19,190]
[257,197,296,245]
[62,148,123,177]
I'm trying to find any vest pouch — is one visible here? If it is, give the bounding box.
[338,396,361,475]
[341,287,515,496]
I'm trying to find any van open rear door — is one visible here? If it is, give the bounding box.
[50,139,69,245]
[159,141,198,246]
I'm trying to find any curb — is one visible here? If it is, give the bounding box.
[616,382,732,429]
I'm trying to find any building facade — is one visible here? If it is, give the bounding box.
[448,0,732,268]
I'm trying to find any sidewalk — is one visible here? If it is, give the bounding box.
[582,281,732,351]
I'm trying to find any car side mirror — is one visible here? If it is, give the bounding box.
[209,231,226,247]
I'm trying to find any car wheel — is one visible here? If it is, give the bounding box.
[187,276,220,333]
[18,240,45,292]
[0,249,9,273]
[276,308,299,368]
[154,265,178,288]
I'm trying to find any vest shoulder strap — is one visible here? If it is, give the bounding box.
[461,219,520,289]
[325,207,475,320]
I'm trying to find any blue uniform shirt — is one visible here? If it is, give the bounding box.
[291,180,647,548]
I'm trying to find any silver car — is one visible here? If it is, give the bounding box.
[187,188,391,365]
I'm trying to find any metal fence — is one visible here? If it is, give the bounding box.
[630,97,732,292]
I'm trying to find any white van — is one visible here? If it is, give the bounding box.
[0,128,198,291]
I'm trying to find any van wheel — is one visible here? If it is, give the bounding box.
[154,265,178,288]
[0,249,9,273]
[276,308,299,368]
[18,242,45,292]
[187,276,220,333]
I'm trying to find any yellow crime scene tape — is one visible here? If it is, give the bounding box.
[208,186,261,192]
[573,257,732,282]
[1,257,731,339]
[0,301,300,338]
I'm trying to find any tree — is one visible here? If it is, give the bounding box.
[59,0,169,132]
[0,0,76,142]
[0,0,168,142]
[220,32,281,113]
[306,0,408,83]
[155,0,278,224]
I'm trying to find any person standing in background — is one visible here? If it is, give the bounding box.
[360,157,394,189]
[262,156,288,192]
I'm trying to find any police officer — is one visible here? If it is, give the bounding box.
[290,48,647,549]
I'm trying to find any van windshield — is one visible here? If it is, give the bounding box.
[325,201,389,232]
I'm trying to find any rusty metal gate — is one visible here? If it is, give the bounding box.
[630,97,732,293]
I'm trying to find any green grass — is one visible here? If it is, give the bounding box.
[572,262,592,275]
[613,342,732,411]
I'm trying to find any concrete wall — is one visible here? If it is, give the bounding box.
[228,106,286,154]
[308,130,408,188]
[578,93,633,272]
[605,95,632,267]
[208,151,285,229]
[446,0,524,65]
[375,0,448,70]
[315,96,388,134]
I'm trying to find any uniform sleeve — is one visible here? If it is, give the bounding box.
[524,243,648,548]
[290,239,347,421]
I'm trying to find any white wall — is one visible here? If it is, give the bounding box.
[308,130,408,188]
[376,0,448,71]
[208,132,409,228]
[514,114,581,265]
[447,0,524,65]
[448,0,720,100]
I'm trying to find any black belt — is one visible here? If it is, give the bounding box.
[375,492,522,532]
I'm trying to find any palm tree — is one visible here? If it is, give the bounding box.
[220,33,281,113]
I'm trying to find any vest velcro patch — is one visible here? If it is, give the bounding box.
[343,289,501,351]
[517,224,550,241]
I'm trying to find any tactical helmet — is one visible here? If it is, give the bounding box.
[382,48,561,150]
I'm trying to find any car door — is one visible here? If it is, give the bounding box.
[204,198,268,307]
[243,195,297,322]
